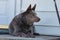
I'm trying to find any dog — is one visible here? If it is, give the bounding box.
[9,4,40,38]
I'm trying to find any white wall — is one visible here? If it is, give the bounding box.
[22,0,55,11]
[35,26,60,36]
[0,0,60,25]
[17,0,60,25]
[0,0,15,25]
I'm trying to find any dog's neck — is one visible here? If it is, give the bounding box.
[21,20,33,27]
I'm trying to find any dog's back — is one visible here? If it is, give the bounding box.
[9,14,21,35]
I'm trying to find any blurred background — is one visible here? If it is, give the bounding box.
[0,0,60,36]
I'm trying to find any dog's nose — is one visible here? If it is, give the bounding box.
[36,18,40,22]
[38,18,40,21]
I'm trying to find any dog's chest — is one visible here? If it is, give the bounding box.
[21,25,33,33]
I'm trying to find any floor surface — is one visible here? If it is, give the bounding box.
[0,34,60,40]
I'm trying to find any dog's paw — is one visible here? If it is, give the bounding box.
[13,32,27,37]
[12,32,35,38]
[26,33,35,38]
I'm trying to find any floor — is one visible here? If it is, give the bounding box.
[0,25,60,40]
[0,34,60,40]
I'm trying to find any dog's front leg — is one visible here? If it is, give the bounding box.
[31,25,40,36]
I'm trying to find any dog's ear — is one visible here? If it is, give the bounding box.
[32,4,36,11]
[26,4,32,12]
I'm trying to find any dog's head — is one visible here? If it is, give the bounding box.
[22,4,40,25]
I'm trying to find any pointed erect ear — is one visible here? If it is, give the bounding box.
[26,4,31,11]
[32,4,36,10]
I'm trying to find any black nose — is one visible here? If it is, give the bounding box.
[38,18,40,21]
[36,18,40,22]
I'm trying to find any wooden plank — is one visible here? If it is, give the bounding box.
[0,25,8,29]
